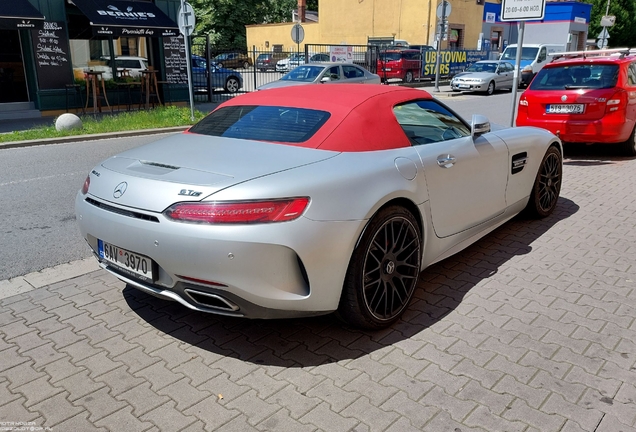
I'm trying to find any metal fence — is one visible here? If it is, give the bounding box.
[184,37,495,102]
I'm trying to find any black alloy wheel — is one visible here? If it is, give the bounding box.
[338,206,422,329]
[526,146,562,218]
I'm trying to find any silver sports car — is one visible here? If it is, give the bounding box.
[75,84,562,329]
[257,62,381,90]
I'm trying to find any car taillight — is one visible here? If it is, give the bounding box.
[606,90,627,114]
[81,175,90,195]
[164,198,310,224]
[519,98,529,107]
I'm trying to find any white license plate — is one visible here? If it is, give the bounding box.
[459,84,470,88]
[383,68,392,71]
[98,240,154,281]
[546,104,584,114]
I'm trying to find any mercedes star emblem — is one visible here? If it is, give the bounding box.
[113,182,128,199]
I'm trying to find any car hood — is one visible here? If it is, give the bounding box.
[257,80,314,90]
[454,72,495,80]
[88,133,338,212]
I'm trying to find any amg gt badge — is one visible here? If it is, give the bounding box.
[179,189,203,197]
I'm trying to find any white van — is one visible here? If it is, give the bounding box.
[500,43,565,86]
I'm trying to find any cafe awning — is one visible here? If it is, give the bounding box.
[70,0,179,38]
[0,0,45,30]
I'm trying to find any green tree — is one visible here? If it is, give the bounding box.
[189,0,318,49]
[587,0,636,48]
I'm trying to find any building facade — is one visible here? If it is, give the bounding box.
[0,0,187,117]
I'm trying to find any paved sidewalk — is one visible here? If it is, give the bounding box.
[1,153,635,431]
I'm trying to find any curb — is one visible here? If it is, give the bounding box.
[0,258,101,300]
[0,125,189,150]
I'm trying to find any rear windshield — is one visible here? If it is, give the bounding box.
[381,52,403,61]
[189,105,331,143]
[530,64,619,90]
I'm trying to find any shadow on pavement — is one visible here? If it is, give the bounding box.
[124,197,579,368]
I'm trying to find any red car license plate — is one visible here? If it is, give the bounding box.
[98,240,155,281]
[546,104,584,114]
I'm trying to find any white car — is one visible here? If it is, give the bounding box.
[276,54,306,72]
[89,56,149,80]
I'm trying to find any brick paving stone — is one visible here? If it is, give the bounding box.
[478,336,527,362]
[77,351,123,379]
[0,381,19,406]
[225,389,280,425]
[579,388,636,427]
[269,368,326,394]
[30,391,84,427]
[21,342,65,369]
[384,416,426,432]
[340,396,400,432]
[566,365,622,396]
[298,401,360,432]
[306,378,359,413]
[257,409,317,432]
[464,405,528,432]
[502,398,566,431]
[595,413,636,432]
[542,393,605,432]
[57,370,106,402]
[183,397,240,431]
[0,398,41,423]
[94,406,155,432]
[2,361,44,390]
[528,370,586,404]
[456,380,515,415]
[380,391,439,429]
[422,410,486,432]
[380,369,435,401]
[134,361,183,392]
[419,385,478,422]
[116,383,170,417]
[235,368,288,399]
[139,400,197,432]
[451,358,504,389]
[59,339,103,362]
[113,345,162,374]
[61,312,101,332]
[73,386,129,422]
[265,384,320,419]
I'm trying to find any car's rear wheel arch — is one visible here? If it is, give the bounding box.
[338,199,424,329]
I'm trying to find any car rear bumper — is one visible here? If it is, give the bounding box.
[517,113,633,143]
[75,193,364,319]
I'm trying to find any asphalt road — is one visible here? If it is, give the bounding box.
[0,90,520,281]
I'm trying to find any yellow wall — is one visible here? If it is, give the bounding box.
[246,22,321,52]
[246,0,485,51]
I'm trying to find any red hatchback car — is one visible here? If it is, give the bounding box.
[516,48,636,156]
[377,49,422,83]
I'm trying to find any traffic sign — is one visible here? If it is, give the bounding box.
[291,23,305,44]
[500,0,546,21]
[178,2,195,37]
[436,1,451,19]
[600,15,615,27]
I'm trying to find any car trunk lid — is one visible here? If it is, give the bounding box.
[89,133,338,212]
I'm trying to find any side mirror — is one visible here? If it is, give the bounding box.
[471,114,490,138]
[321,76,331,83]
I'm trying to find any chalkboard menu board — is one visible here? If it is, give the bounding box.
[30,21,72,90]
[163,36,188,84]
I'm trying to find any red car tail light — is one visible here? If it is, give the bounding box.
[606,90,627,114]
[519,98,529,107]
[164,198,310,224]
[81,175,90,195]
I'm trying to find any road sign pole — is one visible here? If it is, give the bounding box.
[179,0,195,121]
[434,1,448,92]
[509,20,525,127]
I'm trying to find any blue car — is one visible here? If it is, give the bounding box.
[191,55,243,93]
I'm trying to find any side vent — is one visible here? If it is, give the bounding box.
[511,152,528,175]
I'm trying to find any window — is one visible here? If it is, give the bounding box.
[326,66,340,80]
[120,37,138,57]
[628,62,636,86]
[342,65,364,79]
[393,100,470,146]
[189,105,331,143]
[538,48,547,62]
[530,65,619,90]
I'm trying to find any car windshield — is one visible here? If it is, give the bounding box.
[465,63,497,73]
[530,64,619,90]
[501,47,539,61]
[257,54,269,60]
[280,65,324,82]
[189,105,331,143]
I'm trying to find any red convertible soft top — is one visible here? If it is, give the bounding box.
[210,84,434,152]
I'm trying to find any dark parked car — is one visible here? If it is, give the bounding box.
[256,52,287,71]
[212,52,252,69]
[191,55,243,93]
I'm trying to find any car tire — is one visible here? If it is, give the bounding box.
[525,145,562,218]
[486,81,495,95]
[620,126,636,157]
[225,77,240,93]
[337,206,422,329]
[404,71,414,83]
[243,61,250,69]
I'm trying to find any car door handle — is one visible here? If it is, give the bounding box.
[437,155,456,168]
